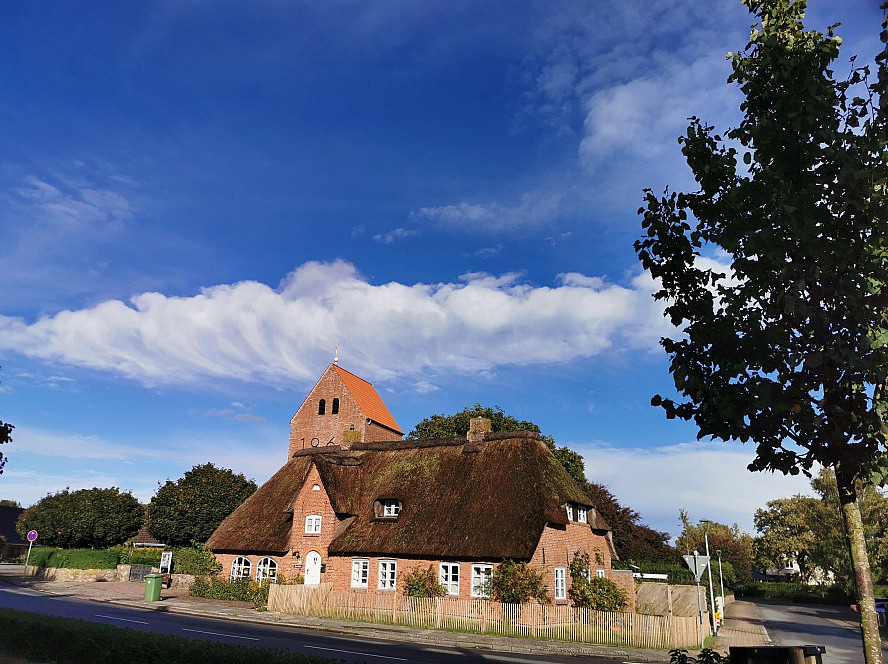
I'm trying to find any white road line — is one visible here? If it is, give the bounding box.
[305,645,408,660]
[181,628,259,641]
[95,614,150,625]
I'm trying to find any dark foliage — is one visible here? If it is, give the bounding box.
[16,487,143,549]
[147,463,257,547]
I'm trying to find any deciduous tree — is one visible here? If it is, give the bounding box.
[16,487,143,548]
[635,1,888,658]
[675,512,754,581]
[753,495,821,582]
[147,463,257,547]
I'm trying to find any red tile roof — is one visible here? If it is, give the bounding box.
[332,364,402,435]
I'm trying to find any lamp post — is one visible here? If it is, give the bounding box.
[716,549,725,626]
[700,519,717,635]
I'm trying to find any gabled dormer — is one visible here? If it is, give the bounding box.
[288,364,403,458]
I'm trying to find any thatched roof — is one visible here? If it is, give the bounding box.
[207,432,609,560]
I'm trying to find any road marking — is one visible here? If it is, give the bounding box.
[305,645,408,660]
[423,648,464,655]
[181,628,259,641]
[95,614,150,625]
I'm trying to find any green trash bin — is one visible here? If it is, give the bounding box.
[144,573,163,602]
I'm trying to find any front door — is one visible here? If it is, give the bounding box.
[304,551,322,586]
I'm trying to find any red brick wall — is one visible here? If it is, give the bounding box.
[288,367,399,458]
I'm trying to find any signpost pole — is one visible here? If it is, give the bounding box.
[683,550,710,648]
[23,530,38,577]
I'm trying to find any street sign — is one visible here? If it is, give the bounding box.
[683,554,710,582]
[26,530,37,542]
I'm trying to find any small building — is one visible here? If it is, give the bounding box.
[208,363,624,604]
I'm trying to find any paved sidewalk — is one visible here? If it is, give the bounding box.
[715,599,771,649]
[0,566,769,662]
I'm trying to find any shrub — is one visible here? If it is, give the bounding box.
[190,576,279,610]
[171,542,222,576]
[108,546,163,566]
[568,551,628,611]
[403,566,446,598]
[489,560,549,604]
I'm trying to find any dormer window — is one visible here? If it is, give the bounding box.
[566,502,588,523]
[374,499,401,519]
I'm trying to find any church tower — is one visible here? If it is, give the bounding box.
[288,363,403,458]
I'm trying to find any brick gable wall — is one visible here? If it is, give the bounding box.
[288,367,398,458]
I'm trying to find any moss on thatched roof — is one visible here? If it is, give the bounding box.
[207,432,609,560]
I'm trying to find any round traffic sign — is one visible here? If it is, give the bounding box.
[27,530,37,542]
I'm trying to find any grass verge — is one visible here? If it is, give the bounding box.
[0,608,340,664]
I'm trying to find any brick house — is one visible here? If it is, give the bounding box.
[207,363,627,605]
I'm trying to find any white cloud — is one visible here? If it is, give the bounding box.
[0,259,675,389]
[573,439,814,539]
[373,228,417,244]
[412,191,564,233]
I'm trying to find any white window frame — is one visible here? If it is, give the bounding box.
[554,567,566,600]
[305,514,322,534]
[577,506,588,523]
[230,556,251,581]
[439,563,460,596]
[256,557,278,583]
[378,560,397,591]
[471,564,493,598]
[382,499,401,517]
[351,558,369,589]
[565,503,573,520]
[597,568,606,578]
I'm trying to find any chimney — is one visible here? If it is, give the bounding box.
[467,417,491,444]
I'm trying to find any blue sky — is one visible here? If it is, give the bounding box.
[1,0,884,541]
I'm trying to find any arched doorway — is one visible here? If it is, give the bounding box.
[304,550,322,585]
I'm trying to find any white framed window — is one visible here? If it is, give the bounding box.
[305,514,322,534]
[256,557,278,583]
[565,503,573,520]
[351,558,369,589]
[471,564,493,598]
[439,563,460,596]
[378,560,397,591]
[596,569,606,578]
[382,499,401,517]
[554,567,566,600]
[230,556,251,581]
[577,506,588,523]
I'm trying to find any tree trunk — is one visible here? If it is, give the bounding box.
[835,465,884,664]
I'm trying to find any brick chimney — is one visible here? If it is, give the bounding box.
[467,417,491,443]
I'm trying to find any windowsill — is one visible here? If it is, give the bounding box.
[303,533,321,537]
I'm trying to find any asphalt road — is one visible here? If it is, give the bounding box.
[0,583,631,664]
[755,600,888,664]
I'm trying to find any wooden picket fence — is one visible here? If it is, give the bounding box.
[268,583,707,649]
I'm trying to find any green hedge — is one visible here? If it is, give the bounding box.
[109,545,163,566]
[0,608,334,664]
[736,581,851,604]
[27,547,119,570]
